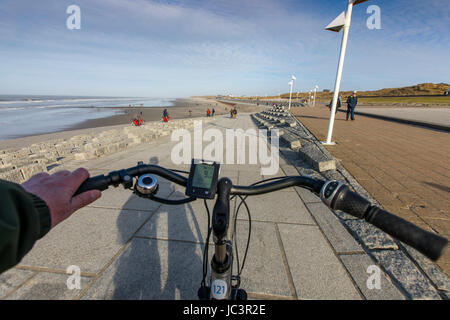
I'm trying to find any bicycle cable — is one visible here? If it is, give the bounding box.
[201,198,212,288]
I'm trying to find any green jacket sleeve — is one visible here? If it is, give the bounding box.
[0,179,51,274]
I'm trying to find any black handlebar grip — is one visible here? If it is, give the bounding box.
[74,175,111,196]
[366,208,448,261]
[329,185,372,219]
[326,183,448,261]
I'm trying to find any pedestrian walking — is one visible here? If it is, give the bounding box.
[212,108,215,117]
[346,91,358,121]
[328,96,342,114]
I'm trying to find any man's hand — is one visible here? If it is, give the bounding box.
[21,168,102,228]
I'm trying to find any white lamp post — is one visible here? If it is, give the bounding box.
[313,85,319,107]
[322,0,368,145]
[288,75,296,110]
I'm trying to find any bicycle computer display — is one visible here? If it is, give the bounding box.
[186,160,220,199]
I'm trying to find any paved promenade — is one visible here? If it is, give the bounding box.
[355,107,450,130]
[292,107,450,276]
[0,114,408,300]
[356,108,450,127]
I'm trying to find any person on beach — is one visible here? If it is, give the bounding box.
[212,108,215,117]
[163,109,169,122]
[232,107,237,119]
[346,91,358,121]
[206,108,211,117]
[0,169,101,274]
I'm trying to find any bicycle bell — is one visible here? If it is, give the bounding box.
[135,174,159,195]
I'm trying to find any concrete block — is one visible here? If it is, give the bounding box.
[280,133,301,150]
[20,163,47,180]
[0,168,24,183]
[298,143,336,172]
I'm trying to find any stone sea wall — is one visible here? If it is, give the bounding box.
[0,118,213,184]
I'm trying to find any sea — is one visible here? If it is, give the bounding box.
[0,95,175,140]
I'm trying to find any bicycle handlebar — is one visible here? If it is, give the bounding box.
[74,164,448,261]
[326,183,448,261]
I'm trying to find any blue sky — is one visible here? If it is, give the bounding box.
[0,0,449,97]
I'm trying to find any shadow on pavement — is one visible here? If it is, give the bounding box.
[423,182,450,194]
[110,157,204,299]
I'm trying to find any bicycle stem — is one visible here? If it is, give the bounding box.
[209,178,233,299]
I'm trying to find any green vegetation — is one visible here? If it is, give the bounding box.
[216,83,450,106]
[356,96,450,105]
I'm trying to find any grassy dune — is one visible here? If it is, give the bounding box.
[208,83,450,106]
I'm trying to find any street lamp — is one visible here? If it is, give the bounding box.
[322,0,369,145]
[313,85,319,107]
[288,75,296,110]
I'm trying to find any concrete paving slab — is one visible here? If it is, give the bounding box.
[279,164,298,177]
[240,191,315,225]
[81,238,204,299]
[237,170,264,186]
[19,207,154,274]
[305,202,364,254]
[234,221,293,298]
[339,254,405,300]
[0,268,35,298]
[294,186,322,204]
[88,186,165,212]
[136,192,214,245]
[277,224,361,299]
[218,169,239,183]
[5,272,92,300]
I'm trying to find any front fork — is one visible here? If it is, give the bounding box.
[198,178,247,300]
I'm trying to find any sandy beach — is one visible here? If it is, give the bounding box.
[0,98,266,150]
